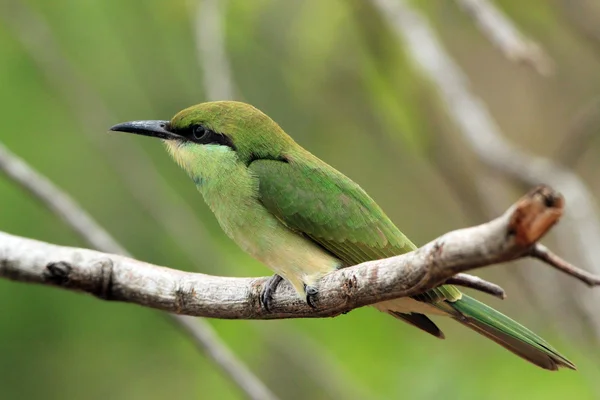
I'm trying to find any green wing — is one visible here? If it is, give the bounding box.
[249,157,461,304]
[249,157,576,369]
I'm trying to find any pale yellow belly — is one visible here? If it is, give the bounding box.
[226,205,447,316]
[215,197,340,296]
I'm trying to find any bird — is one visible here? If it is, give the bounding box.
[110,100,575,371]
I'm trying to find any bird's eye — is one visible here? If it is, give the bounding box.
[192,125,209,141]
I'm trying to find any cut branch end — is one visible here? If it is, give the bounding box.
[509,185,564,246]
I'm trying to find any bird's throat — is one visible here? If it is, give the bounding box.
[164,140,238,189]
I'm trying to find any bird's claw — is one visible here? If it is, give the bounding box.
[260,274,283,312]
[305,284,318,308]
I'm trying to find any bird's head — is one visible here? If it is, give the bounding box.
[110,101,296,180]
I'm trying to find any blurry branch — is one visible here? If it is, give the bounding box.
[454,0,554,75]
[0,143,278,400]
[2,186,598,318]
[195,0,236,100]
[0,0,223,268]
[0,143,127,255]
[372,0,600,338]
[170,317,278,400]
[555,97,600,166]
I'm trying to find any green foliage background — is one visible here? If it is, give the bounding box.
[1,0,600,399]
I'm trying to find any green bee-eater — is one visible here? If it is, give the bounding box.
[111,101,575,371]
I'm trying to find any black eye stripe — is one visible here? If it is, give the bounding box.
[209,132,237,150]
[174,124,236,150]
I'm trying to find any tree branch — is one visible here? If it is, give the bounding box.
[0,0,224,269]
[371,0,600,339]
[0,142,278,400]
[0,143,127,254]
[529,244,600,287]
[454,0,554,75]
[446,273,506,299]
[2,186,597,319]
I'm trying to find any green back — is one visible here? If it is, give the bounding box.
[249,152,461,303]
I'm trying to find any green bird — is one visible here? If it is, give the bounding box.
[110,101,575,371]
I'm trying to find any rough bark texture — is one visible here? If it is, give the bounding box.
[2,186,596,320]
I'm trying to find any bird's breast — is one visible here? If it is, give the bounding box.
[199,165,339,295]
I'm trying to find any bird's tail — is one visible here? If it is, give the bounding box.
[444,294,576,371]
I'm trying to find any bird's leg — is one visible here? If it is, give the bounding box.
[304,284,319,308]
[260,274,284,312]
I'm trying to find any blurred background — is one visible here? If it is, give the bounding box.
[1,0,600,398]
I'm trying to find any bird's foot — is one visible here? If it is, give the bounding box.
[304,284,319,308]
[260,274,283,312]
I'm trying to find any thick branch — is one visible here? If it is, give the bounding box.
[372,0,600,274]
[371,0,600,338]
[2,186,596,319]
[0,0,223,269]
[0,143,277,400]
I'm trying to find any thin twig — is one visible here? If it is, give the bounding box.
[371,0,600,338]
[446,273,506,299]
[0,142,278,400]
[530,244,600,287]
[2,185,596,319]
[455,0,554,75]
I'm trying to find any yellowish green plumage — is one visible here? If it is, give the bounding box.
[110,101,575,371]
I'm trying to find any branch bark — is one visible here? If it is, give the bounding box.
[0,0,224,269]
[371,0,600,339]
[0,142,277,400]
[2,186,597,319]
[446,273,505,299]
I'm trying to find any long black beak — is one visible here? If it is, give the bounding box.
[109,120,181,140]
